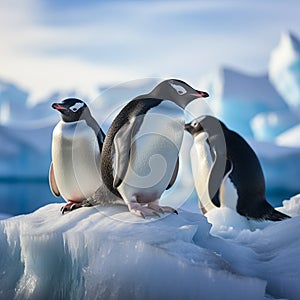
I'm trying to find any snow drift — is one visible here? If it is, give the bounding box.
[0,194,300,300]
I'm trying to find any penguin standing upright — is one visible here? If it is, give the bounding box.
[185,115,290,221]
[49,98,106,213]
[98,79,209,218]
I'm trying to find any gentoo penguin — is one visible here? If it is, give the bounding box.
[97,79,209,218]
[49,98,106,213]
[185,115,290,221]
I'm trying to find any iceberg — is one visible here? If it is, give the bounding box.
[0,194,300,300]
[250,109,300,142]
[0,122,54,178]
[0,80,28,124]
[198,67,287,137]
[247,139,300,201]
[269,31,300,108]
[276,123,300,148]
[0,79,89,126]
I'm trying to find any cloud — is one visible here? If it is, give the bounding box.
[1,0,300,103]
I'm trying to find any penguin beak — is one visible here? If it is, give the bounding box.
[191,91,209,98]
[52,103,67,111]
[184,123,191,131]
[184,124,193,134]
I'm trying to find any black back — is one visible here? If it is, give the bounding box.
[100,98,163,197]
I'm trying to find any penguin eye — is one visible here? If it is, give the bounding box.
[176,86,187,95]
[191,121,199,128]
[69,102,84,112]
[169,82,187,95]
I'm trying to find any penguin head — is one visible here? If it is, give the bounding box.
[52,98,91,122]
[149,79,209,108]
[184,116,206,136]
[185,115,226,138]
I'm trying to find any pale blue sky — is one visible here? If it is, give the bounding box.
[1,0,300,102]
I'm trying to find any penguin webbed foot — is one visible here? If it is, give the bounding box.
[60,202,83,214]
[126,201,158,218]
[127,199,178,218]
[148,202,178,215]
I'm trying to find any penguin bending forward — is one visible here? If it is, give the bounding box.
[96,79,209,218]
[49,98,106,213]
[185,115,290,221]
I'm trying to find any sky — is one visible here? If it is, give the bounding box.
[1,0,300,103]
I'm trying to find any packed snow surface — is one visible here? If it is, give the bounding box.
[0,194,300,300]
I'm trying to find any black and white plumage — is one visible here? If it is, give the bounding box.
[97,79,209,218]
[49,98,105,213]
[185,115,290,221]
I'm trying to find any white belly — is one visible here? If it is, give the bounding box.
[52,120,102,202]
[190,132,216,211]
[191,132,238,212]
[117,101,184,203]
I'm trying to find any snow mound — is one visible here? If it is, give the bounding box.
[205,207,251,237]
[1,197,300,300]
[278,194,300,217]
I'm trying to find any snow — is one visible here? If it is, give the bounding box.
[279,194,300,217]
[1,194,300,299]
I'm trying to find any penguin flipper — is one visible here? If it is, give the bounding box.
[166,158,179,190]
[198,146,219,214]
[95,125,106,152]
[49,162,60,197]
[207,144,227,207]
[219,160,236,208]
[112,117,143,188]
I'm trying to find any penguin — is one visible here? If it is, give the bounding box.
[96,79,209,218]
[49,98,106,214]
[185,115,290,221]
